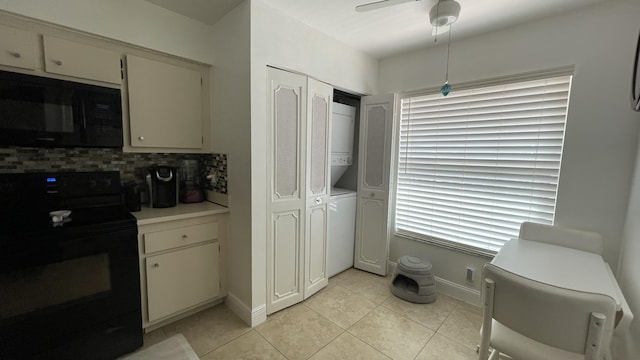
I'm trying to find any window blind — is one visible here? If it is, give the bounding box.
[396,75,571,253]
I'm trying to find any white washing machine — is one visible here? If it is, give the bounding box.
[328,103,357,277]
[328,187,357,277]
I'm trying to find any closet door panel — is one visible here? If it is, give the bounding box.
[266,68,307,314]
[304,78,332,298]
[354,94,395,276]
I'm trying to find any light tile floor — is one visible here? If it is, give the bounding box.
[141,268,483,360]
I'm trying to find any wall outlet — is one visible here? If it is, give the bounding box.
[465,267,475,283]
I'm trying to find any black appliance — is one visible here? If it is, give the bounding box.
[146,166,178,208]
[0,70,123,148]
[0,171,142,360]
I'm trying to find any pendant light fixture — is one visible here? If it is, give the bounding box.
[429,0,461,96]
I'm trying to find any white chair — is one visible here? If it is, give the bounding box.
[478,263,617,360]
[518,221,604,255]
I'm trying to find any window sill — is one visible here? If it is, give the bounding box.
[394,231,496,260]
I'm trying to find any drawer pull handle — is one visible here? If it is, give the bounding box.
[138,136,144,141]
[182,234,188,239]
[53,59,63,66]
[152,263,160,268]
[315,197,321,205]
[9,51,21,58]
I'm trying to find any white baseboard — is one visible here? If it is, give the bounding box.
[435,276,482,307]
[144,298,222,332]
[225,292,267,327]
[388,260,482,307]
[251,304,267,326]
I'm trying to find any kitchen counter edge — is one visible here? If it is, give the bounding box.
[133,202,229,226]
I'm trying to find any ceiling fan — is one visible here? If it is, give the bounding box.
[356,0,462,96]
[356,0,461,35]
[355,0,422,13]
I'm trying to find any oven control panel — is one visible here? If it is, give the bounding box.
[0,171,122,213]
[42,172,119,196]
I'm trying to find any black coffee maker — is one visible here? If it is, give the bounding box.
[146,166,178,208]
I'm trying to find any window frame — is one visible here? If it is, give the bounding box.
[390,66,575,257]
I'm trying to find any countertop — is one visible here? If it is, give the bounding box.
[133,201,229,225]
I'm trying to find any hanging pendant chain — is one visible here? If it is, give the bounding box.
[434,0,440,43]
[445,26,452,82]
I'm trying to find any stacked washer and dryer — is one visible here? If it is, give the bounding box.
[328,102,358,278]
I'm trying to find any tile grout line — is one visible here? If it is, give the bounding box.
[434,302,483,352]
[190,323,253,358]
[308,279,392,359]
[341,297,395,360]
[253,329,292,360]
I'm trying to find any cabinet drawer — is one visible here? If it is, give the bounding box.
[0,24,37,70]
[146,242,220,322]
[43,36,121,84]
[144,222,218,254]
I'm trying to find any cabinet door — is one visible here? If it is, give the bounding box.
[354,94,395,276]
[146,242,220,322]
[127,54,203,149]
[266,67,307,314]
[304,78,332,298]
[43,36,121,84]
[0,25,37,70]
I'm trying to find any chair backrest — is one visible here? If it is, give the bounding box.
[483,263,616,355]
[518,221,604,255]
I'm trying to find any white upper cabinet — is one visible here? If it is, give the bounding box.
[0,20,212,153]
[0,24,37,70]
[126,54,203,150]
[43,36,121,84]
[0,25,121,83]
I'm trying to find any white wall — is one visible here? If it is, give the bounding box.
[249,0,379,317]
[379,0,640,302]
[618,125,640,359]
[0,0,214,63]
[211,1,253,317]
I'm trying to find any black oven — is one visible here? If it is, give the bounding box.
[0,70,123,148]
[0,172,142,360]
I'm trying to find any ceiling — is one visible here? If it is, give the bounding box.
[145,0,609,59]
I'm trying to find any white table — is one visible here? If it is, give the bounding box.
[491,238,633,333]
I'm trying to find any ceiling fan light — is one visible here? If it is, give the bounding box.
[429,0,461,27]
[432,24,451,36]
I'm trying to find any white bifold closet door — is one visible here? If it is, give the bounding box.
[354,94,395,276]
[266,67,331,314]
[304,78,332,298]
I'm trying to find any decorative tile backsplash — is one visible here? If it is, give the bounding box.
[0,147,228,194]
[201,153,228,193]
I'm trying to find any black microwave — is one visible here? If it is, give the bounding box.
[0,70,123,148]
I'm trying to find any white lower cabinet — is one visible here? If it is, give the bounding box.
[146,242,220,322]
[138,213,226,329]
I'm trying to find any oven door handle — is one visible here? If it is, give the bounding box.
[104,325,126,335]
